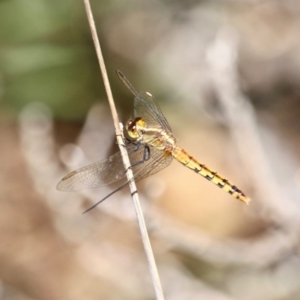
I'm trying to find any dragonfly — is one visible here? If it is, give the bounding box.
[57,70,250,213]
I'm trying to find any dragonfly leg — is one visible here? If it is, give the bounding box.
[143,144,151,161]
[118,138,141,153]
[125,137,132,144]
[133,141,142,152]
[129,145,151,169]
[122,137,141,150]
[127,140,143,152]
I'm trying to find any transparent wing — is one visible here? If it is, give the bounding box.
[57,151,127,192]
[82,146,173,213]
[134,92,172,132]
[117,70,172,131]
[130,146,173,183]
[57,143,172,192]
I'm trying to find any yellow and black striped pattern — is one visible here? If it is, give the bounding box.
[172,147,250,204]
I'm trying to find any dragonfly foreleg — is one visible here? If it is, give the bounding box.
[122,137,142,151]
[143,144,151,161]
[125,137,132,144]
[132,141,143,152]
[129,145,151,170]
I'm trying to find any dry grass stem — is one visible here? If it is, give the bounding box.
[82,0,165,299]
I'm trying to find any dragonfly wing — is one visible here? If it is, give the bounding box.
[116,70,172,131]
[82,145,173,213]
[56,142,164,192]
[57,151,128,192]
[134,92,172,132]
[130,146,173,183]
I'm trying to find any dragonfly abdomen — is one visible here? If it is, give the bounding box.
[172,147,250,204]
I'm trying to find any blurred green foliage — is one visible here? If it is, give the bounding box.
[0,0,107,120]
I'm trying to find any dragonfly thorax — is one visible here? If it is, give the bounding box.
[126,116,177,153]
[125,117,146,140]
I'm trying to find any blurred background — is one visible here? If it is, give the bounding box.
[1,0,300,299]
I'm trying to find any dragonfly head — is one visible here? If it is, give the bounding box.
[125,117,146,140]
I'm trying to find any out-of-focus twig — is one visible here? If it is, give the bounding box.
[148,206,299,267]
[206,28,290,224]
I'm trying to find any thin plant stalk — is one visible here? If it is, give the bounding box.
[82,1,165,299]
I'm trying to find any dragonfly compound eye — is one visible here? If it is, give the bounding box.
[126,118,142,139]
